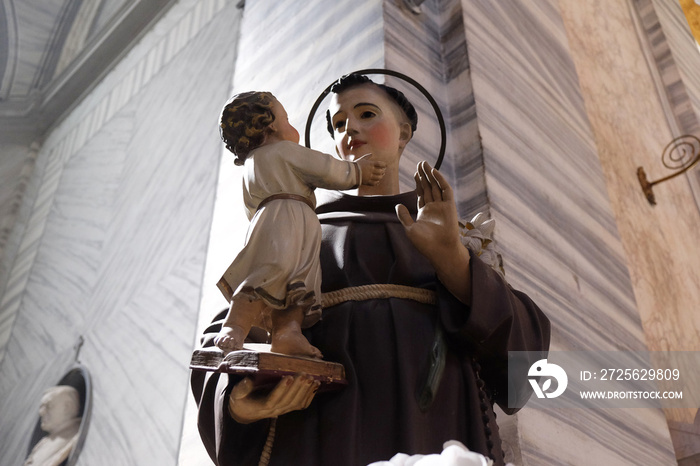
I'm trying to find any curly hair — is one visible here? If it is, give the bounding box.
[219,91,276,165]
[325,73,418,137]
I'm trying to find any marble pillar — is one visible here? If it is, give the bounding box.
[561,0,700,462]
[461,0,687,463]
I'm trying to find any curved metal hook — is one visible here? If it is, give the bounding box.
[638,135,700,205]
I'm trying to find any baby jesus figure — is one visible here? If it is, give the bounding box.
[215,91,385,358]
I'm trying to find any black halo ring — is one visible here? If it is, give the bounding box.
[304,68,446,170]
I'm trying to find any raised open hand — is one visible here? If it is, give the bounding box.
[395,161,461,261]
[396,161,471,303]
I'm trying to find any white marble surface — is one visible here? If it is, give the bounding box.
[0,1,239,465]
[0,143,36,277]
[561,0,700,458]
[384,0,488,221]
[651,0,700,129]
[462,0,676,463]
[633,0,700,206]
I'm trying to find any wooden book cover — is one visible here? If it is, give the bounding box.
[190,344,347,390]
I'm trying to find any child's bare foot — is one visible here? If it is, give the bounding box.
[216,295,268,353]
[214,325,247,353]
[271,329,323,359]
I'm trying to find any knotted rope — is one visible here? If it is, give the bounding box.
[321,283,437,308]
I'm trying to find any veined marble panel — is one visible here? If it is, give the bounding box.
[384,0,488,220]
[0,143,38,367]
[649,0,700,130]
[0,143,36,269]
[0,0,240,465]
[565,0,700,460]
[631,0,699,135]
[631,0,700,207]
[462,0,676,464]
[0,142,73,369]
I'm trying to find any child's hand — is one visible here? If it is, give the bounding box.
[356,154,386,186]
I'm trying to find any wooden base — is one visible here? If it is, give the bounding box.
[190,344,347,390]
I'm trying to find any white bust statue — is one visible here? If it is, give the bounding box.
[24,386,82,466]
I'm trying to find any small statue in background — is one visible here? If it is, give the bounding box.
[24,386,81,466]
[215,91,386,358]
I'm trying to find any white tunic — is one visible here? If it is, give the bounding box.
[217,140,360,326]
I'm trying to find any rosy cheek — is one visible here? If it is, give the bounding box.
[367,122,394,149]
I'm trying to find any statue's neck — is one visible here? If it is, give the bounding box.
[46,417,81,438]
[357,164,401,196]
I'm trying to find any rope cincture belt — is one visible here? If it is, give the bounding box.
[321,283,437,307]
[258,283,437,466]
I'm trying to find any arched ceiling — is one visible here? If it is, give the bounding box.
[0,0,174,144]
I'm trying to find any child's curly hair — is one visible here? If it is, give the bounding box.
[219,91,276,165]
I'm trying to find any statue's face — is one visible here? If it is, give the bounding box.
[328,85,409,167]
[38,392,72,433]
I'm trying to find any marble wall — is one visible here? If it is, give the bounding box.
[0,144,35,257]
[560,0,700,378]
[383,0,488,218]
[461,0,676,463]
[653,0,700,133]
[634,0,700,206]
[560,0,700,462]
[0,1,241,465]
[0,142,37,318]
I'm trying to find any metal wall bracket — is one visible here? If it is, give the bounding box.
[638,135,700,205]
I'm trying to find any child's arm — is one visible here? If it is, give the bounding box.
[282,142,380,190]
[354,154,386,186]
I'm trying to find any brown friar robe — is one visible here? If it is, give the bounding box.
[191,191,551,466]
